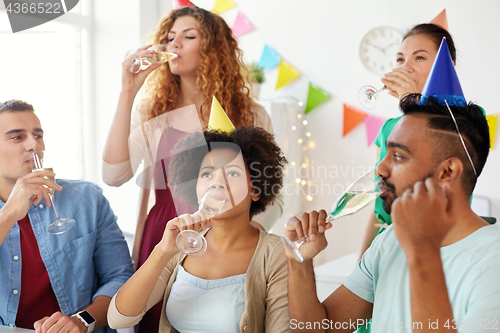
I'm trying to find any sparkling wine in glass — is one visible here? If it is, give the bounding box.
[358,85,387,110]
[282,169,382,262]
[31,151,76,234]
[175,186,226,256]
[124,44,178,73]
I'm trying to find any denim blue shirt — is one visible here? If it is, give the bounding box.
[0,180,134,332]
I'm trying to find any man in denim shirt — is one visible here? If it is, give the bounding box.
[0,100,134,333]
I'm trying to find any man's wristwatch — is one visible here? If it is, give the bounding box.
[72,310,95,333]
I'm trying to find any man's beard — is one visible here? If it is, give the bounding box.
[381,172,435,215]
[381,181,397,215]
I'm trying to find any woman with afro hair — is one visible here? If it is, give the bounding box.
[108,127,291,333]
[102,7,282,332]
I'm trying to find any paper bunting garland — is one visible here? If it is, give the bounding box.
[275,60,301,90]
[232,12,254,37]
[258,45,281,70]
[486,114,498,150]
[304,83,331,114]
[203,4,329,103]
[212,0,236,14]
[174,0,195,8]
[364,115,386,147]
[343,104,367,137]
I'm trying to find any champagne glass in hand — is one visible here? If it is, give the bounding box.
[124,44,178,73]
[31,151,76,234]
[175,185,226,256]
[282,169,383,262]
[358,85,387,109]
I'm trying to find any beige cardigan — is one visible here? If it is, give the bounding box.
[108,229,292,333]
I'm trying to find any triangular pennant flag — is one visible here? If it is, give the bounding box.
[275,60,301,90]
[258,45,281,70]
[208,96,235,133]
[174,0,195,8]
[343,104,367,137]
[365,115,386,146]
[304,83,331,114]
[486,114,498,149]
[232,12,254,37]
[420,37,465,106]
[212,0,236,14]
[430,9,448,31]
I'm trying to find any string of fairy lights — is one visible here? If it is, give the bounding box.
[281,101,316,208]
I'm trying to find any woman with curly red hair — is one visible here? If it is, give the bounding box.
[102,6,282,333]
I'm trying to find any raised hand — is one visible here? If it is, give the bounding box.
[283,210,332,262]
[34,312,85,333]
[121,45,162,95]
[159,210,212,255]
[391,178,458,256]
[381,68,419,99]
[2,170,62,223]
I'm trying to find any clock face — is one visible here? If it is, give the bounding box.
[359,27,403,76]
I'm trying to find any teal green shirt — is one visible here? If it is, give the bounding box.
[363,107,487,333]
[345,224,500,332]
[373,116,402,227]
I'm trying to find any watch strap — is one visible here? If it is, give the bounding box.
[72,310,96,333]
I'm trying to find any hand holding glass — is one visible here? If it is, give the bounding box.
[358,85,388,109]
[31,151,76,234]
[282,169,382,262]
[175,186,226,256]
[124,44,178,73]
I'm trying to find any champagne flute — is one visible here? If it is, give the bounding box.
[124,44,178,73]
[31,151,76,234]
[358,85,387,109]
[175,186,226,256]
[282,169,383,262]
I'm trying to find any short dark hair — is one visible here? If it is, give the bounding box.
[168,127,287,219]
[0,99,34,114]
[404,23,457,63]
[400,94,489,195]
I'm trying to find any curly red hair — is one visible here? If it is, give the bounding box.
[138,6,255,127]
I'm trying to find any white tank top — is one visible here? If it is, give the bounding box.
[166,265,246,332]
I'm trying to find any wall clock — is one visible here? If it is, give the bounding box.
[359,26,403,76]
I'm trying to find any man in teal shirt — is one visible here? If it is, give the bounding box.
[285,96,499,332]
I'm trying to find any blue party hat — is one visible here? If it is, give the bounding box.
[420,37,466,106]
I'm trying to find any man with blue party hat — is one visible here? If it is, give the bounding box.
[284,38,500,332]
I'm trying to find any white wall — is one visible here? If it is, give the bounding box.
[217,0,500,264]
